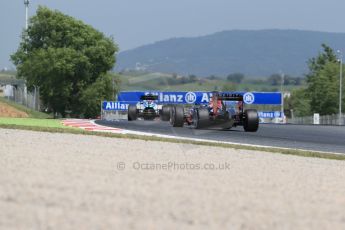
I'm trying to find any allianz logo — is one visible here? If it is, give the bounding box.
[146,92,213,104]
[258,111,281,118]
[104,102,128,110]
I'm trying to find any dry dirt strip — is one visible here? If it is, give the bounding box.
[0,101,28,118]
[1,128,345,229]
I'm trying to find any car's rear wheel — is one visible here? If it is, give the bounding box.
[193,107,209,129]
[128,105,138,121]
[161,105,171,121]
[170,105,184,127]
[243,109,259,132]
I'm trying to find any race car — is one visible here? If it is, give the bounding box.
[169,92,259,132]
[127,94,171,121]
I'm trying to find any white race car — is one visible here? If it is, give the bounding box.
[127,94,171,121]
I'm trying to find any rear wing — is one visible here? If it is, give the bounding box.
[140,95,159,100]
[218,93,243,101]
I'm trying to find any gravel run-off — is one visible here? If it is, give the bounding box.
[0,128,345,230]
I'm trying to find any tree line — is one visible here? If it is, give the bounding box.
[11,6,118,118]
[164,72,304,86]
[286,44,344,116]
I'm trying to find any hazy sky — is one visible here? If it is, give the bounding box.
[1,0,345,68]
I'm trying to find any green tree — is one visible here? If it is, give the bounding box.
[206,75,220,80]
[267,74,282,86]
[285,88,311,117]
[289,43,344,116]
[179,76,188,84]
[79,74,119,118]
[188,74,198,82]
[307,62,340,115]
[11,6,118,117]
[307,44,338,76]
[305,44,344,115]
[227,73,244,83]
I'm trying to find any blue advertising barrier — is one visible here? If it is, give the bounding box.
[117,91,281,105]
[102,101,285,119]
[102,91,282,111]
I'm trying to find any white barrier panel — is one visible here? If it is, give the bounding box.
[101,110,127,121]
[313,113,320,125]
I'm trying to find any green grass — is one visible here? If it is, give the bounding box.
[0,121,344,161]
[0,118,75,129]
[0,97,52,119]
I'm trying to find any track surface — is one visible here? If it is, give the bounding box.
[96,120,345,154]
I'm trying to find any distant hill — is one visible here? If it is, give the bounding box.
[116,29,345,77]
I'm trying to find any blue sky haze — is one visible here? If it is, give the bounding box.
[1,0,345,68]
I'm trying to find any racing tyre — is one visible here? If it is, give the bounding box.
[170,106,184,127]
[243,109,259,132]
[161,105,171,121]
[193,108,209,129]
[128,105,138,121]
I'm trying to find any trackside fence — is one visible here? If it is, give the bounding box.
[289,114,345,125]
[2,85,40,111]
[101,110,127,120]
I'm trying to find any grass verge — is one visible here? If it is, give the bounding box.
[0,122,344,161]
[0,118,77,129]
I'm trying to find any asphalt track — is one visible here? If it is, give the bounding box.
[96,120,345,154]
